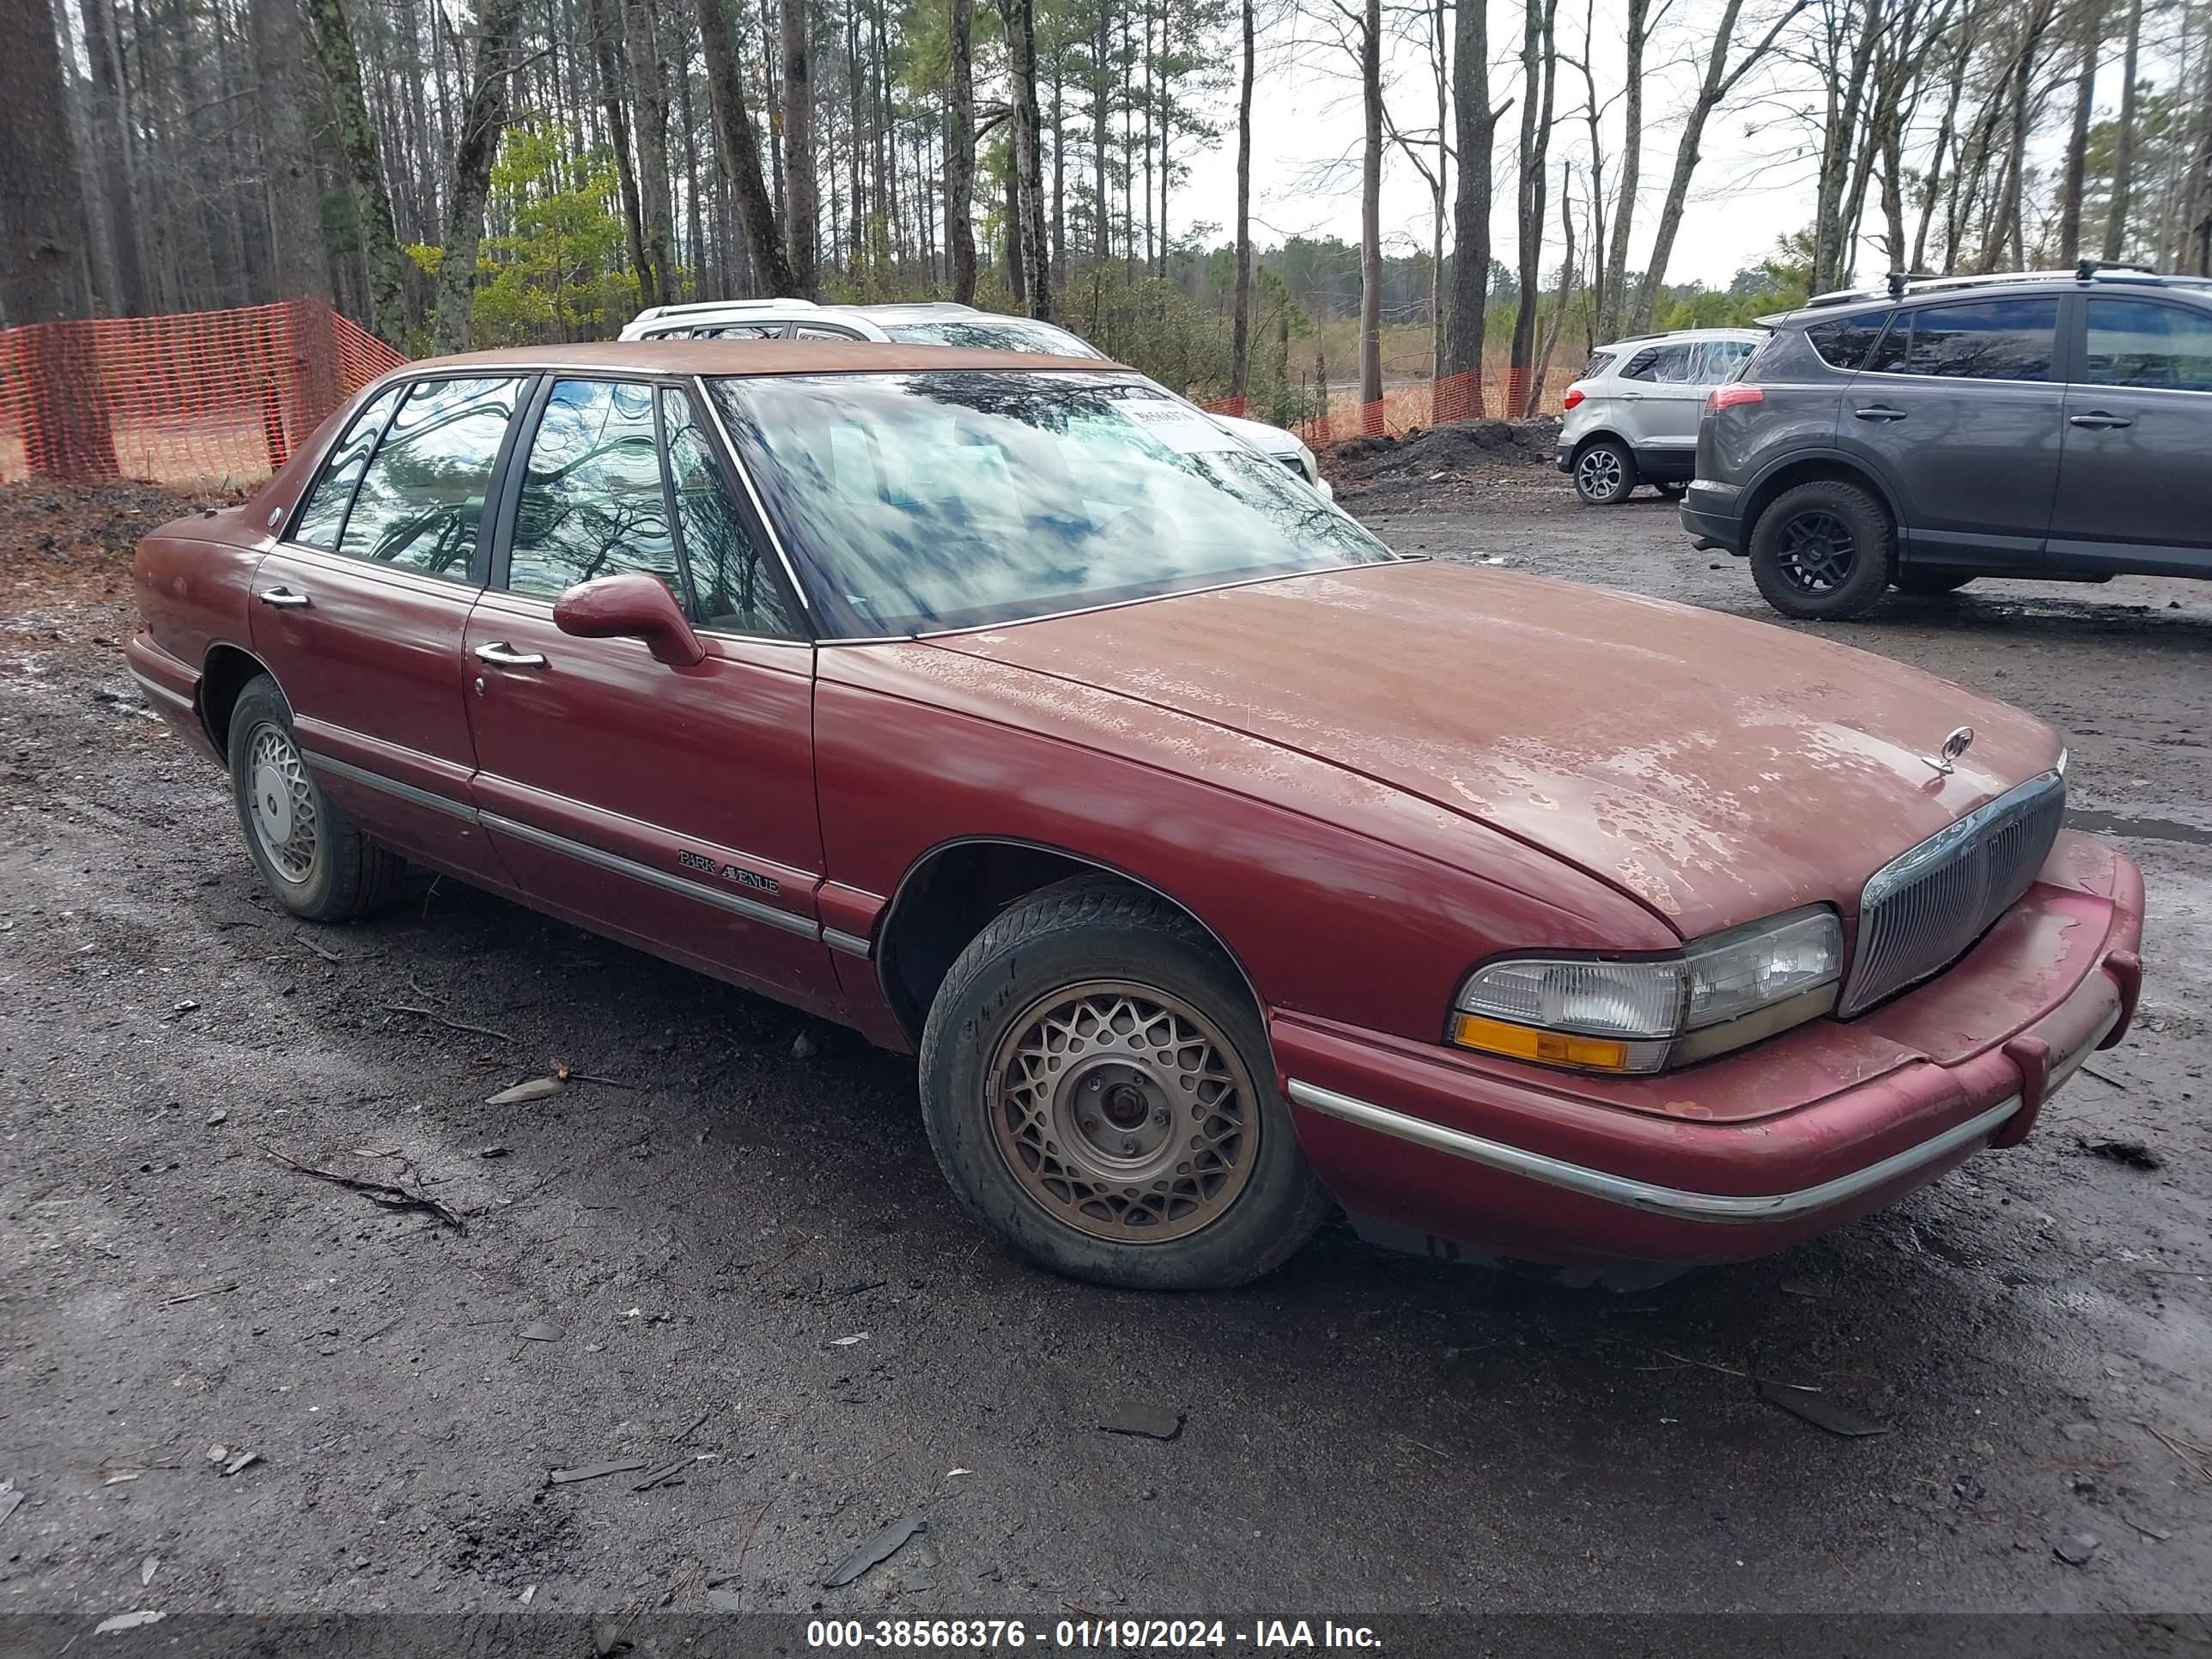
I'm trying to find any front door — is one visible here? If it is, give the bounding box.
[1843,295,2065,568]
[252,373,530,884]
[2046,295,2212,577]
[463,377,840,1011]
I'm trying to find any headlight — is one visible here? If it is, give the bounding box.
[1450,906,1843,1074]
[1296,439,1321,483]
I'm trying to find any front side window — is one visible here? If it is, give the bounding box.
[660,387,806,638]
[2084,299,2212,392]
[507,380,684,602]
[338,376,524,580]
[709,370,1396,636]
[291,384,403,549]
[881,318,1108,359]
[1805,313,1889,371]
[1881,299,2058,381]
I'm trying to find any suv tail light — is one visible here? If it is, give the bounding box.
[1562,388,1585,410]
[1709,385,1764,412]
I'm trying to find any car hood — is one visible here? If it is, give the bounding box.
[929,560,2063,938]
[1207,410,1301,458]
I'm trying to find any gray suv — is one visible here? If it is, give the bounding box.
[1680,265,2212,619]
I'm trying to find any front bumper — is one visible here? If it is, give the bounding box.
[1274,832,2144,1271]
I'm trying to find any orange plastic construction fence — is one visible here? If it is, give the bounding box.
[0,298,404,489]
[1201,365,1571,447]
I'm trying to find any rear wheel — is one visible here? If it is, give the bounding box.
[1571,439,1636,506]
[917,876,1331,1290]
[1894,568,1975,595]
[227,677,404,921]
[1749,481,1893,620]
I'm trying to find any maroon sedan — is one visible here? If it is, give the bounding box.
[126,342,2145,1290]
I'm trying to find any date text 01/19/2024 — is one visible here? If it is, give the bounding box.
[804,1620,1384,1650]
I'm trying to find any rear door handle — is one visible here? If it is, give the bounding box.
[473,642,548,668]
[1853,405,1908,422]
[257,586,311,608]
[2068,411,2134,429]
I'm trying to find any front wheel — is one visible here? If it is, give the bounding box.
[917,876,1331,1290]
[1571,439,1637,506]
[227,676,404,921]
[1748,481,1894,620]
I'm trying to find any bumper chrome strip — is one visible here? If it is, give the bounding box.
[822,927,872,959]
[302,750,478,823]
[1284,1079,2023,1224]
[480,811,821,939]
[128,667,196,714]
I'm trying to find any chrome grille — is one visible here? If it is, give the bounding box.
[1839,770,2067,1016]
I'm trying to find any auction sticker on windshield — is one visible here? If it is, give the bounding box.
[1110,392,1245,453]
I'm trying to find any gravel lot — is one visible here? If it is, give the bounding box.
[2,459,2208,1638]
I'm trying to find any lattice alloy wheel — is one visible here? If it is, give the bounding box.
[987,978,1259,1243]
[245,719,320,884]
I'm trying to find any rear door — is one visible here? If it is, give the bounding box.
[1613,340,1705,456]
[252,373,529,884]
[2047,295,2212,576]
[463,376,842,1011]
[1842,295,2064,567]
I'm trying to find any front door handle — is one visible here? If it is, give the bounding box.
[2068,411,2135,429]
[473,642,548,668]
[257,586,311,608]
[1854,405,1908,422]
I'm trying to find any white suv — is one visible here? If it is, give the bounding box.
[1556,327,1765,505]
[621,299,1329,496]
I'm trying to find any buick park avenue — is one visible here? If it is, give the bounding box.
[127,341,2145,1290]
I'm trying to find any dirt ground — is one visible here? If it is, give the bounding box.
[2,458,2209,1640]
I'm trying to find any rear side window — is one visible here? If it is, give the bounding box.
[290,386,403,549]
[1620,343,1697,383]
[338,376,525,580]
[1580,351,1615,380]
[2084,299,2212,392]
[1804,313,1890,371]
[1877,299,2057,382]
[507,380,686,602]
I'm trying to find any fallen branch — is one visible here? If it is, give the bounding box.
[381,1004,514,1044]
[263,1146,467,1233]
[161,1281,239,1307]
[2142,1422,2212,1484]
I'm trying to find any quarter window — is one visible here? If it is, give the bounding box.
[661,387,805,638]
[507,380,686,602]
[1805,313,1890,371]
[291,385,402,550]
[2084,299,2212,392]
[1881,299,2057,381]
[337,376,524,580]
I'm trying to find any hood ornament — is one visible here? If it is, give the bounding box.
[1923,726,1975,776]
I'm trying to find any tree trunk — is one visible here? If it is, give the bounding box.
[586,0,653,295]
[1598,0,1648,341]
[1229,0,1254,402]
[1509,0,1558,411]
[430,0,526,353]
[253,0,333,303]
[999,0,1051,318]
[2102,0,2142,260]
[695,0,793,295]
[623,0,677,306]
[1,0,118,477]
[2057,9,2097,263]
[781,0,817,295]
[946,0,976,301]
[81,0,147,315]
[1445,0,1495,385]
[1534,160,1577,402]
[303,0,410,344]
[1358,0,1383,416]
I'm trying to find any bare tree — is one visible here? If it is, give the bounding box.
[623,0,678,307]
[1000,0,1052,317]
[1358,0,1382,412]
[1445,0,1504,387]
[2102,0,2142,258]
[783,0,819,296]
[431,0,528,352]
[947,0,978,302]
[696,0,794,295]
[1230,0,1255,400]
[303,0,410,343]
[1508,0,1560,413]
[252,0,332,303]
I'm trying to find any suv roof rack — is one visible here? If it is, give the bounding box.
[631,297,821,324]
[1799,264,2212,313]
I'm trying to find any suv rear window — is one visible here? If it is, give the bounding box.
[1804,313,1890,370]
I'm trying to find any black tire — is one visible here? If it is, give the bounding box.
[1571,438,1637,506]
[1748,480,1894,620]
[1894,568,1975,595]
[227,676,404,922]
[917,875,1332,1291]
[1655,481,1687,501]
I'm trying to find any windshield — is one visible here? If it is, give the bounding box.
[708,371,1397,636]
[880,317,1109,358]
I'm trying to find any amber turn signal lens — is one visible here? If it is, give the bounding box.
[1450,1012,1635,1073]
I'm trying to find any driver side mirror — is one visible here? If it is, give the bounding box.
[553,573,706,668]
